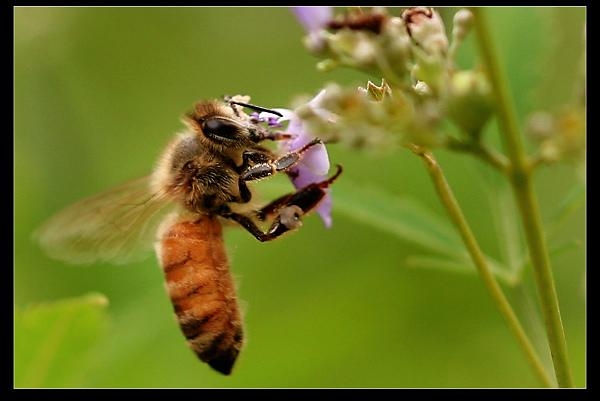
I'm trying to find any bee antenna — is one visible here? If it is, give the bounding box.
[228,101,283,118]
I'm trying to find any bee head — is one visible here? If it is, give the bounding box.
[184,101,252,148]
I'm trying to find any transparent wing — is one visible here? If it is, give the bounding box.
[34,176,177,265]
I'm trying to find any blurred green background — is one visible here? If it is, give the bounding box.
[15,7,585,388]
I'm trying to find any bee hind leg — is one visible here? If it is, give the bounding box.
[217,208,291,242]
[220,165,342,242]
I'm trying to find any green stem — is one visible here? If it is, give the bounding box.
[471,7,573,387]
[407,144,553,387]
[446,137,510,173]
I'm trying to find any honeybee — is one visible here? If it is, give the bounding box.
[35,97,342,375]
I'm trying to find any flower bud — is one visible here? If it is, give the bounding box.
[352,38,377,65]
[526,111,556,142]
[413,80,432,97]
[445,70,494,136]
[402,7,449,55]
[303,31,328,54]
[380,16,412,80]
[538,108,586,163]
[452,9,473,42]
[316,58,339,72]
[410,49,446,94]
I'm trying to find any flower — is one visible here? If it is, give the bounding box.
[291,6,333,52]
[258,91,334,228]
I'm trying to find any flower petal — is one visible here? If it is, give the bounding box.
[276,114,330,175]
[291,6,333,33]
[300,142,330,175]
[316,191,333,228]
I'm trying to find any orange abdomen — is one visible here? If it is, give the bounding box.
[157,216,243,375]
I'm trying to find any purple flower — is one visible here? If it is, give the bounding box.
[291,7,333,52]
[292,6,332,33]
[258,91,334,228]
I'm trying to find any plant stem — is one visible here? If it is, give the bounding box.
[446,137,510,173]
[408,144,553,388]
[470,7,574,387]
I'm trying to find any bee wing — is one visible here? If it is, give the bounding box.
[34,176,177,265]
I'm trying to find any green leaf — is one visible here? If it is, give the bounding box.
[332,180,467,259]
[532,8,585,111]
[405,254,517,286]
[549,238,584,257]
[15,293,110,388]
[476,163,525,275]
[548,181,585,239]
[517,238,584,274]
[259,178,465,258]
[259,178,511,277]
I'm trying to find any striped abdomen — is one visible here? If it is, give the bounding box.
[157,216,243,375]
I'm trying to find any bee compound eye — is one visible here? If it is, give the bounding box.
[202,118,240,141]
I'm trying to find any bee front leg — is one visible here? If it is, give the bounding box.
[235,140,321,203]
[240,150,271,168]
[236,150,272,203]
[240,139,322,182]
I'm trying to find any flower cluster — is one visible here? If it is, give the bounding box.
[526,107,586,166]
[279,6,584,227]
[292,81,441,151]
[291,7,494,150]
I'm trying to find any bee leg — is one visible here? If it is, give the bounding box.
[240,150,271,167]
[255,192,295,221]
[253,164,343,221]
[236,150,273,203]
[221,165,342,242]
[235,141,321,203]
[240,139,323,182]
[238,180,253,203]
[260,164,342,222]
[217,208,288,242]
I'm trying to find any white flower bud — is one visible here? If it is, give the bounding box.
[526,111,556,141]
[452,9,473,42]
[316,59,339,72]
[352,38,377,65]
[303,31,328,53]
[402,7,449,55]
[414,81,432,96]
